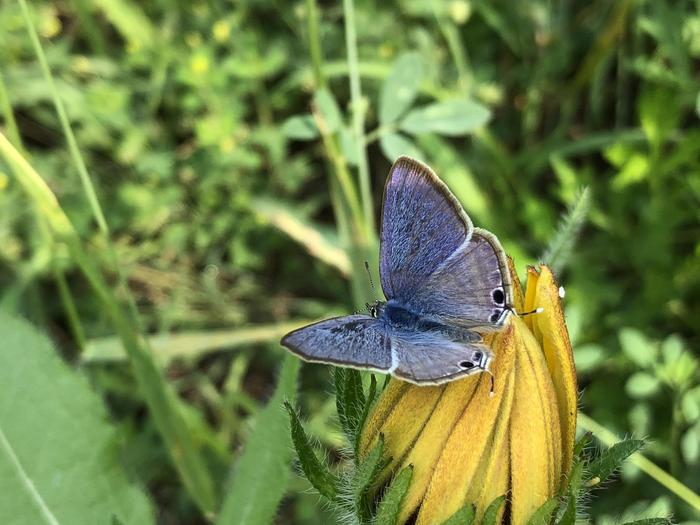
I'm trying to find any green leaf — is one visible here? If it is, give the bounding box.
[314,88,343,133]
[0,314,154,525]
[573,432,592,459]
[380,133,424,162]
[555,492,576,525]
[399,100,491,136]
[373,465,414,525]
[441,502,476,525]
[379,52,423,124]
[619,328,658,369]
[480,495,506,525]
[335,367,368,449]
[526,497,560,525]
[281,115,318,140]
[353,434,385,501]
[217,354,300,525]
[573,344,606,374]
[284,402,339,500]
[619,519,673,525]
[626,372,661,399]
[586,439,645,485]
[357,374,378,455]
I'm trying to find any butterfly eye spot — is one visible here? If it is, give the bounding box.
[473,351,482,360]
[490,311,501,323]
[492,288,505,305]
[459,360,475,369]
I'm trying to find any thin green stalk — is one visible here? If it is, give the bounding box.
[306,0,326,89]
[0,132,217,516]
[1,70,88,351]
[19,0,108,236]
[0,70,23,154]
[304,3,374,305]
[343,0,375,239]
[578,412,700,513]
[69,0,108,54]
[18,0,144,330]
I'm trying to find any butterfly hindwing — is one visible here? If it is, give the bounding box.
[402,229,512,328]
[392,330,491,385]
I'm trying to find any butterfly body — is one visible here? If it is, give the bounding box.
[281,156,512,385]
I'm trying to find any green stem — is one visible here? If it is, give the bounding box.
[343,0,375,239]
[0,70,24,154]
[306,0,326,89]
[578,412,700,513]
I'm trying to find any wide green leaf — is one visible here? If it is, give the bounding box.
[217,354,300,525]
[379,133,424,163]
[379,52,423,124]
[0,314,154,525]
[399,100,491,136]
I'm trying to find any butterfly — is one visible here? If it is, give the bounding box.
[281,156,513,385]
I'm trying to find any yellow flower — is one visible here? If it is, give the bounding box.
[359,262,578,524]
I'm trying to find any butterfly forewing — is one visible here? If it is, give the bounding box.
[379,156,473,303]
[281,315,393,372]
[379,156,511,328]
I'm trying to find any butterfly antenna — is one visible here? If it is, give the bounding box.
[364,261,377,295]
[518,307,544,317]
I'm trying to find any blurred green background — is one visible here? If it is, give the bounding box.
[1,0,699,523]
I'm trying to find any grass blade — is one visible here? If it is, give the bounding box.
[217,355,300,525]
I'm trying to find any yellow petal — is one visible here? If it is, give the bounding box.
[415,323,516,525]
[507,256,525,312]
[361,382,446,488]
[396,373,482,521]
[471,363,514,522]
[360,380,410,456]
[522,266,539,331]
[531,265,578,477]
[510,317,560,524]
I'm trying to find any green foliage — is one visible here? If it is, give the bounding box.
[526,498,560,525]
[441,503,476,525]
[0,314,154,525]
[2,0,700,522]
[217,355,300,525]
[372,466,414,525]
[480,495,506,525]
[285,401,339,500]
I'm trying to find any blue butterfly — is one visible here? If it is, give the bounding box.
[281,156,513,385]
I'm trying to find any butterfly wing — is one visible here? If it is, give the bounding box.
[392,330,491,385]
[379,156,512,328]
[380,156,472,302]
[402,228,512,328]
[281,315,393,373]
